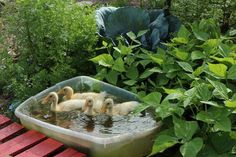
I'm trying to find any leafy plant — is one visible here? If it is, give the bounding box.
[96,6,181,50]
[0,0,97,101]
[92,18,236,156]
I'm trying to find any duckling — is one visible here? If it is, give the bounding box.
[57,86,106,113]
[41,92,86,112]
[82,97,96,116]
[101,98,139,116]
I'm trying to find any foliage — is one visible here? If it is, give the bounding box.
[92,19,236,156]
[96,6,180,50]
[0,0,97,101]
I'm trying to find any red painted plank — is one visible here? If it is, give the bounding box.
[16,138,64,157]
[0,130,47,156]
[0,114,11,127]
[0,123,24,142]
[54,148,86,157]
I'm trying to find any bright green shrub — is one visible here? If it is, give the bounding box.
[92,19,236,156]
[0,0,97,100]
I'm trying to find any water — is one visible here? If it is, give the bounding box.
[29,95,157,138]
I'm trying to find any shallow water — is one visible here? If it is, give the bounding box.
[29,94,157,138]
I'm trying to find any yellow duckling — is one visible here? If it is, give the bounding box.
[57,86,106,113]
[101,98,139,116]
[41,92,86,112]
[82,97,96,116]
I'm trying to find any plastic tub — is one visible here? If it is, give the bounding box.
[15,76,161,157]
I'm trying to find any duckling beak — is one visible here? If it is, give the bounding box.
[41,96,48,105]
[100,104,107,114]
[82,100,88,112]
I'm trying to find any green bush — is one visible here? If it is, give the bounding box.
[92,19,236,156]
[0,0,97,100]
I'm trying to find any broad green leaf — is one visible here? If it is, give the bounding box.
[196,107,231,132]
[177,61,193,73]
[156,101,184,119]
[126,64,139,79]
[219,43,231,57]
[149,54,164,65]
[162,88,184,95]
[90,54,114,67]
[173,116,199,141]
[210,133,236,154]
[180,137,203,157]
[149,129,178,155]
[207,78,229,100]
[200,101,221,108]
[149,67,163,73]
[208,63,227,78]
[191,51,205,61]
[126,31,136,40]
[172,37,188,44]
[225,100,236,108]
[105,70,118,85]
[120,45,132,55]
[142,92,162,106]
[191,25,209,41]
[140,69,154,79]
[137,30,148,37]
[123,80,137,86]
[227,65,236,80]
[196,83,212,101]
[193,64,205,76]
[210,56,236,65]
[112,57,125,72]
[183,88,197,107]
[170,48,189,60]
[178,25,191,39]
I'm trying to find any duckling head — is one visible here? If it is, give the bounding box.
[57,86,73,98]
[42,92,58,104]
[86,96,94,108]
[101,98,114,114]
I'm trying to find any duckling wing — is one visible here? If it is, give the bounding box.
[60,99,86,111]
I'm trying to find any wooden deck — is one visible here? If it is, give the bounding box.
[0,114,86,157]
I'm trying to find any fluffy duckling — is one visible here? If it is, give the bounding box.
[101,98,139,116]
[82,97,96,116]
[57,86,106,113]
[41,92,86,112]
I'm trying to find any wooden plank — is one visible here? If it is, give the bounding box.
[0,130,47,156]
[54,148,86,157]
[0,114,11,127]
[16,138,64,157]
[0,123,24,142]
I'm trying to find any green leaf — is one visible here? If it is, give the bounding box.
[191,51,205,61]
[227,65,236,80]
[137,30,148,37]
[126,31,136,40]
[207,78,229,100]
[120,45,133,55]
[170,48,189,60]
[180,137,203,157]
[148,54,164,65]
[210,56,236,65]
[208,63,227,78]
[196,83,212,101]
[225,100,236,108]
[90,54,114,67]
[123,80,137,86]
[177,25,191,39]
[177,61,193,73]
[173,116,199,141]
[126,64,139,79]
[156,101,184,119]
[105,70,118,85]
[172,37,188,44]
[112,57,125,72]
[142,92,162,106]
[140,69,154,79]
[196,107,231,132]
[200,101,221,108]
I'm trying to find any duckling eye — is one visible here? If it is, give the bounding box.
[49,95,53,98]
